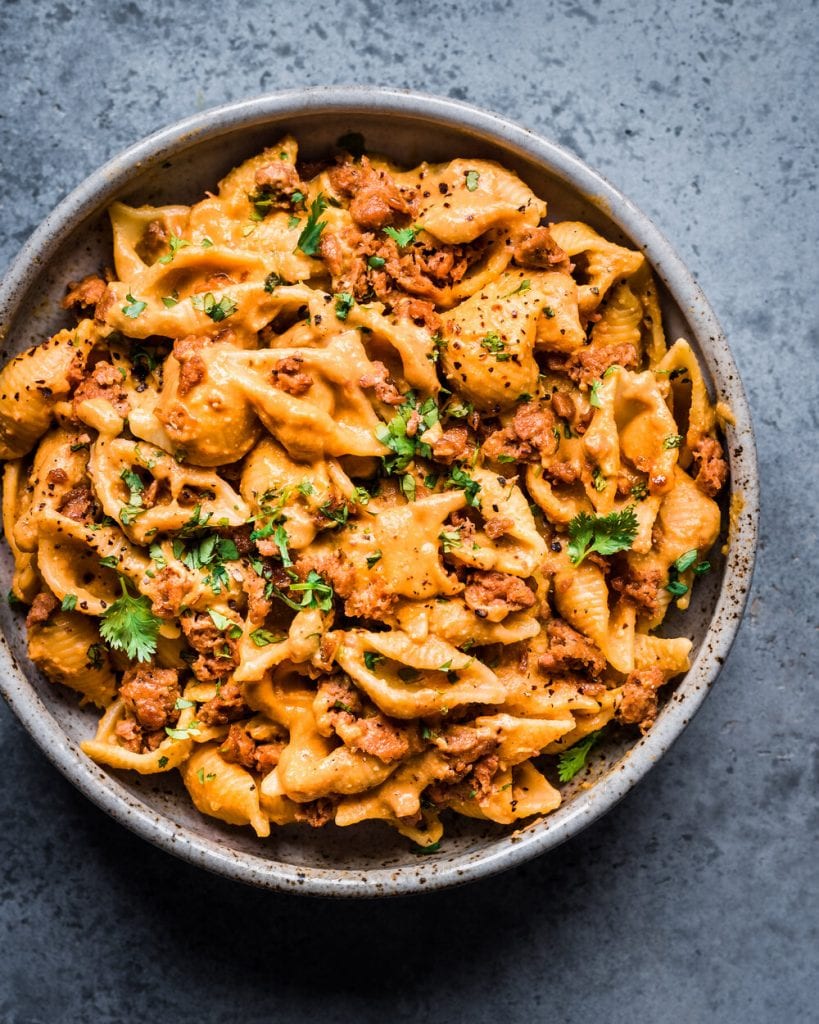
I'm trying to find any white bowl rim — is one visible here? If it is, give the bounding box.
[0,86,759,897]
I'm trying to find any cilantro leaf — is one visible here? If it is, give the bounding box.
[465,169,480,191]
[438,528,462,552]
[480,331,511,361]
[383,225,419,249]
[366,550,382,568]
[589,380,603,408]
[122,293,146,318]
[273,524,293,566]
[567,506,638,565]
[296,193,329,256]
[289,570,334,611]
[557,729,603,782]
[99,578,161,662]
[250,628,285,647]
[663,433,683,449]
[363,651,383,671]
[157,234,190,265]
[190,292,237,322]
[334,292,355,320]
[61,594,77,612]
[446,465,481,507]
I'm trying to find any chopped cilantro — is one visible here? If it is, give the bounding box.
[567,505,638,565]
[438,528,462,552]
[86,643,104,668]
[61,594,77,612]
[122,293,146,318]
[375,392,438,473]
[366,550,382,568]
[505,279,531,297]
[589,380,603,408]
[191,292,237,322]
[157,234,190,264]
[289,570,334,611]
[264,272,284,292]
[250,628,285,647]
[557,729,603,782]
[273,524,293,566]
[400,473,417,502]
[480,331,510,361]
[543,306,556,319]
[465,169,480,191]
[157,755,169,768]
[383,225,419,249]
[364,651,383,671]
[99,577,161,662]
[663,433,683,449]
[296,193,329,256]
[446,465,481,507]
[334,292,355,320]
[99,556,119,569]
[161,292,179,308]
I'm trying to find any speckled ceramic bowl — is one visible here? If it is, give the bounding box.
[0,88,758,897]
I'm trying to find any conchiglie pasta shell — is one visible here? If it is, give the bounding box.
[81,701,197,773]
[28,610,116,708]
[180,743,270,837]
[0,321,97,459]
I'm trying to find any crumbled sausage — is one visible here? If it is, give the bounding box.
[58,485,97,522]
[359,360,405,405]
[119,665,180,731]
[253,161,303,205]
[198,679,251,725]
[73,361,129,417]
[62,275,108,312]
[483,401,558,463]
[432,427,469,464]
[271,355,314,396]
[512,225,569,270]
[329,156,414,230]
[543,460,581,485]
[553,343,640,388]
[616,667,664,732]
[172,335,210,397]
[538,619,606,677]
[218,723,287,775]
[25,591,59,629]
[484,515,514,540]
[393,296,442,333]
[139,220,170,263]
[691,436,728,497]
[611,567,664,614]
[180,613,239,682]
[464,570,536,621]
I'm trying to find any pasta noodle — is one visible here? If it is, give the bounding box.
[0,136,728,849]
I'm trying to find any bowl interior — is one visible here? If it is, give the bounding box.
[0,95,754,895]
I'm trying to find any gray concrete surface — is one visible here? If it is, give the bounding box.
[0,1,816,1021]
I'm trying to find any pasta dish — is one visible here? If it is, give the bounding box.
[0,136,728,849]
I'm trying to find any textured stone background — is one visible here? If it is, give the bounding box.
[0,1,816,1021]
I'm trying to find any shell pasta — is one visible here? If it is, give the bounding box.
[0,137,727,848]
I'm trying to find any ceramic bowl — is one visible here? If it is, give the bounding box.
[0,88,758,896]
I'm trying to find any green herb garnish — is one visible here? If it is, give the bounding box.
[99,578,161,662]
[557,729,603,782]
[567,506,638,565]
